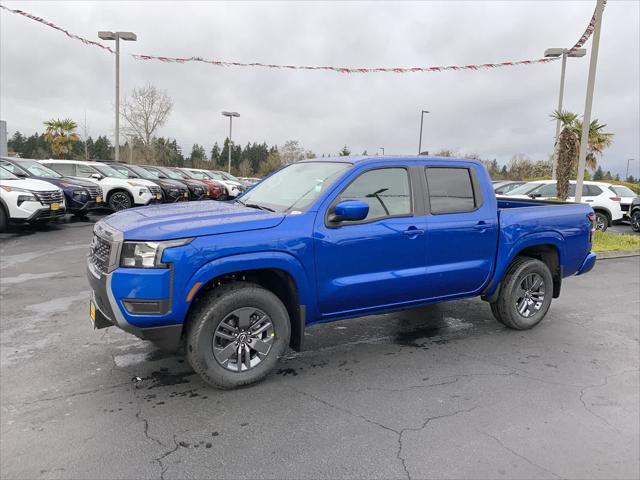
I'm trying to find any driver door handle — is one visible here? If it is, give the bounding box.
[403,226,425,237]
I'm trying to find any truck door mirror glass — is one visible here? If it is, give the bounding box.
[331,200,369,223]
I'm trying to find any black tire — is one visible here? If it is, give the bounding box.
[631,211,640,232]
[186,282,291,389]
[0,205,7,233]
[490,256,553,330]
[594,212,609,232]
[108,190,133,211]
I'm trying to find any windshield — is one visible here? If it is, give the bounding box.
[16,160,62,178]
[611,185,636,197]
[506,182,545,196]
[220,172,240,182]
[94,164,128,178]
[0,166,19,180]
[160,167,188,180]
[128,165,157,180]
[110,165,136,178]
[184,170,209,180]
[238,162,351,213]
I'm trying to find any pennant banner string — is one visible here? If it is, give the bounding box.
[0,2,604,74]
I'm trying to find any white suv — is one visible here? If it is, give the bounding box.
[506,180,623,231]
[40,160,162,211]
[0,166,66,231]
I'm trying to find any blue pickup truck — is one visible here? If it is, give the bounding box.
[87,156,597,389]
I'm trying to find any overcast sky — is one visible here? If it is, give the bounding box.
[1,1,638,176]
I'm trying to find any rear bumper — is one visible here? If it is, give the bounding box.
[576,252,597,276]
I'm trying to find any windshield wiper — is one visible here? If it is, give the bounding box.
[237,200,275,212]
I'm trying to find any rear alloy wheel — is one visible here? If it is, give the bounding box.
[491,256,553,330]
[108,191,133,211]
[631,212,640,232]
[594,212,608,232]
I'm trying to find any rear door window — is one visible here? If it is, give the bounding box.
[425,167,476,214]
[47,163,75,176]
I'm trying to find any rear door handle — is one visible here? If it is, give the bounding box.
[403,226,425,237]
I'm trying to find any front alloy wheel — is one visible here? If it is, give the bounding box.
[213,307,275,372]
[631,212,640,232]
[109,191,132,211]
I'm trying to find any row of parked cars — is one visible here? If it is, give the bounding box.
[0,157,259,232]
[493,179,640,232]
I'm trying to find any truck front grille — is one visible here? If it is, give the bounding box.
[34,190,64,205]
[89,234,112,274]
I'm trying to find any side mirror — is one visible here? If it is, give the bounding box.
[90,173,103,180]
[15,171,28,178]
[330,200,369,223]
[158,174,168,179]
[529,193,541,199]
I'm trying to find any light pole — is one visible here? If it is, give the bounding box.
[98,31,137,162]
[575,0,605,203]
[222,111,240,173]
[544,47,587,179]
[626,159,635,180]
[418,110,429,154]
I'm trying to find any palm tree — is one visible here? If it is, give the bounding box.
[551,110,613,171]
[43,118,80,159]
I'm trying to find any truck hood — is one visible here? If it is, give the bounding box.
[104,200,286,241]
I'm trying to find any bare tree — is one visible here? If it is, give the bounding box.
[121,83,173,161]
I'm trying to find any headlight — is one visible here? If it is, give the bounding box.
[120,238,193,268]
[17,194,38,206]
[168,188,179,195]
[72,190,86,197]
[139,187,150,195]
[127,182,148,187]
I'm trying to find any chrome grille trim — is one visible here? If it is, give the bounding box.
[34,190,64,205]
[88,222,123,275]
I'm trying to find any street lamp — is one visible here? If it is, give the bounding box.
[222,111,240,173]
[98,31,137,162]
[545,47,587,179]
[575,0,605,203]
[418,110,430,155]
[626,158,636,179]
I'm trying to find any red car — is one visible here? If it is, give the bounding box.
[176,168,225,199]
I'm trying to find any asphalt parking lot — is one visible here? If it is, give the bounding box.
[1,214,639,480]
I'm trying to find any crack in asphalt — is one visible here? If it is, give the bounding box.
[291,382,487,480]
[346,377,460,393]
[578,369,639,435]
[479,430,562,479]
[155,434,181,480]
[19,382,131,406]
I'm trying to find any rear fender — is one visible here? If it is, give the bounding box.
[483,231,564,299]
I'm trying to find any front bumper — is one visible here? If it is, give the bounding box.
[87,261,183,351]
[26,207,66,222]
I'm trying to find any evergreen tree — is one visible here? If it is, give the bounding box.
[604,170,613,180]
[189,144,206,166]
[615,173,620,181]
[90,136,113,160]
[210,142,221,164]
[338,145,351,156]
[593,166,604,181]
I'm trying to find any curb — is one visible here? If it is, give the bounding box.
[596,250,640,259]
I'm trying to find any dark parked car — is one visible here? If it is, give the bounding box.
[629,197,640,232]
[140,166,208,200]
[0,157,103,216]
[106,163,190,203]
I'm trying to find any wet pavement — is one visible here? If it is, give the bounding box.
[1,214,639,479]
